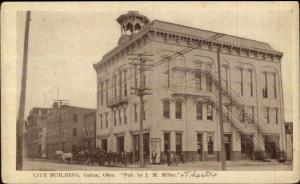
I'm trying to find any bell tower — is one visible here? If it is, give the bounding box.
[116,11,150,45]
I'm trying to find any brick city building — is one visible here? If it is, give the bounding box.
[46,103,95,159]
[82,112,97,150]
[24,107,52,159]
[93,11,286,163]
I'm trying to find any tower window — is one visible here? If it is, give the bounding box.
[126,23,133,35]
[134,23,141,33]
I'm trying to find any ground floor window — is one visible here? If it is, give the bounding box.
[207,134,214,155]
[197,133,202,154]
[164,132,170,153]
[175,133,182,155]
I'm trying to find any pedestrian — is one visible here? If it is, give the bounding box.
[151,150,157,164]
[180,152,185,164]
[166,150,171,166]
[113,152,117,166]
[107,150,111,166]
[122,151,127,167]
[170,152,175,166]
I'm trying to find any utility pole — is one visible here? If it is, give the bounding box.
[17,11,31,170]
[130,53,153,168]
[53,99,69,151]
[217,45,226,170]
[139,58,145,168]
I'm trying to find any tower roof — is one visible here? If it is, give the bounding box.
[116,11,150,25]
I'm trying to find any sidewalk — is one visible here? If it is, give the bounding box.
[23,159,292,171]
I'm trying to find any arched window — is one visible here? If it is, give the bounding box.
[175,101,182,119]
[221,66,228,90]
[163,100,170,119]
[126,23,133,35]
[134,23,141,33]
[207,135,214,155]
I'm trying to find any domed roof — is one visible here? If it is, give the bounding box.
[116,11,150,25]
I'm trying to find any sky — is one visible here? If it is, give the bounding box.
[16,2,298,121]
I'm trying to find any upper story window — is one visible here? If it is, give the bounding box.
[206,74,212,92]
[114,75,117,98]
[247,70,253,97]
[73,114,78,123]
[163,61,170,88]
[124,70,127,97]
[73,128,77,137]
[119,71,122,97]
[100,82,104,106]
[105,113,108,128]
[262,72,268,98]
[106,80,109,106]
[134,104,137,122]
[249,106,255,123]
[175,101,182,119]
[272,73,277,99]
[223,104,230,123]
[274,108,279,124]
[118,109,122,125]
[207,104,213,120]
[221,66,228,90]
[264,107,270,124]
[100,114,103,129]
[239,106,245,123]
[114,111,117,126]
[124,108,127,124]
[163,100,170,119]
[237,68,243,96]
[196,103,203,120]
[195,73,202,91]
[143,101,146,120]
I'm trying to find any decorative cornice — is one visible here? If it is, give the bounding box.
[94,24,283,72]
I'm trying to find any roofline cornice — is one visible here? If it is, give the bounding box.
[93,25,283,71]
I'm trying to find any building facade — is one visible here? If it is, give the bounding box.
[46,103,95,159]
[82,112,97,150]
[93,11,286,162]
[24,107,52,159]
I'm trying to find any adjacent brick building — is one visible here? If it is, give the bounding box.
[46,103,95,159]
[24,107,52,159]
[94,11,286,163]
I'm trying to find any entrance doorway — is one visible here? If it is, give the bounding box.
[224,134,232,161]
[264,135,279,159]
[265,142,277,159]
[116,136,124,153]
[241,134,254,159]
[132,133,150,162]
